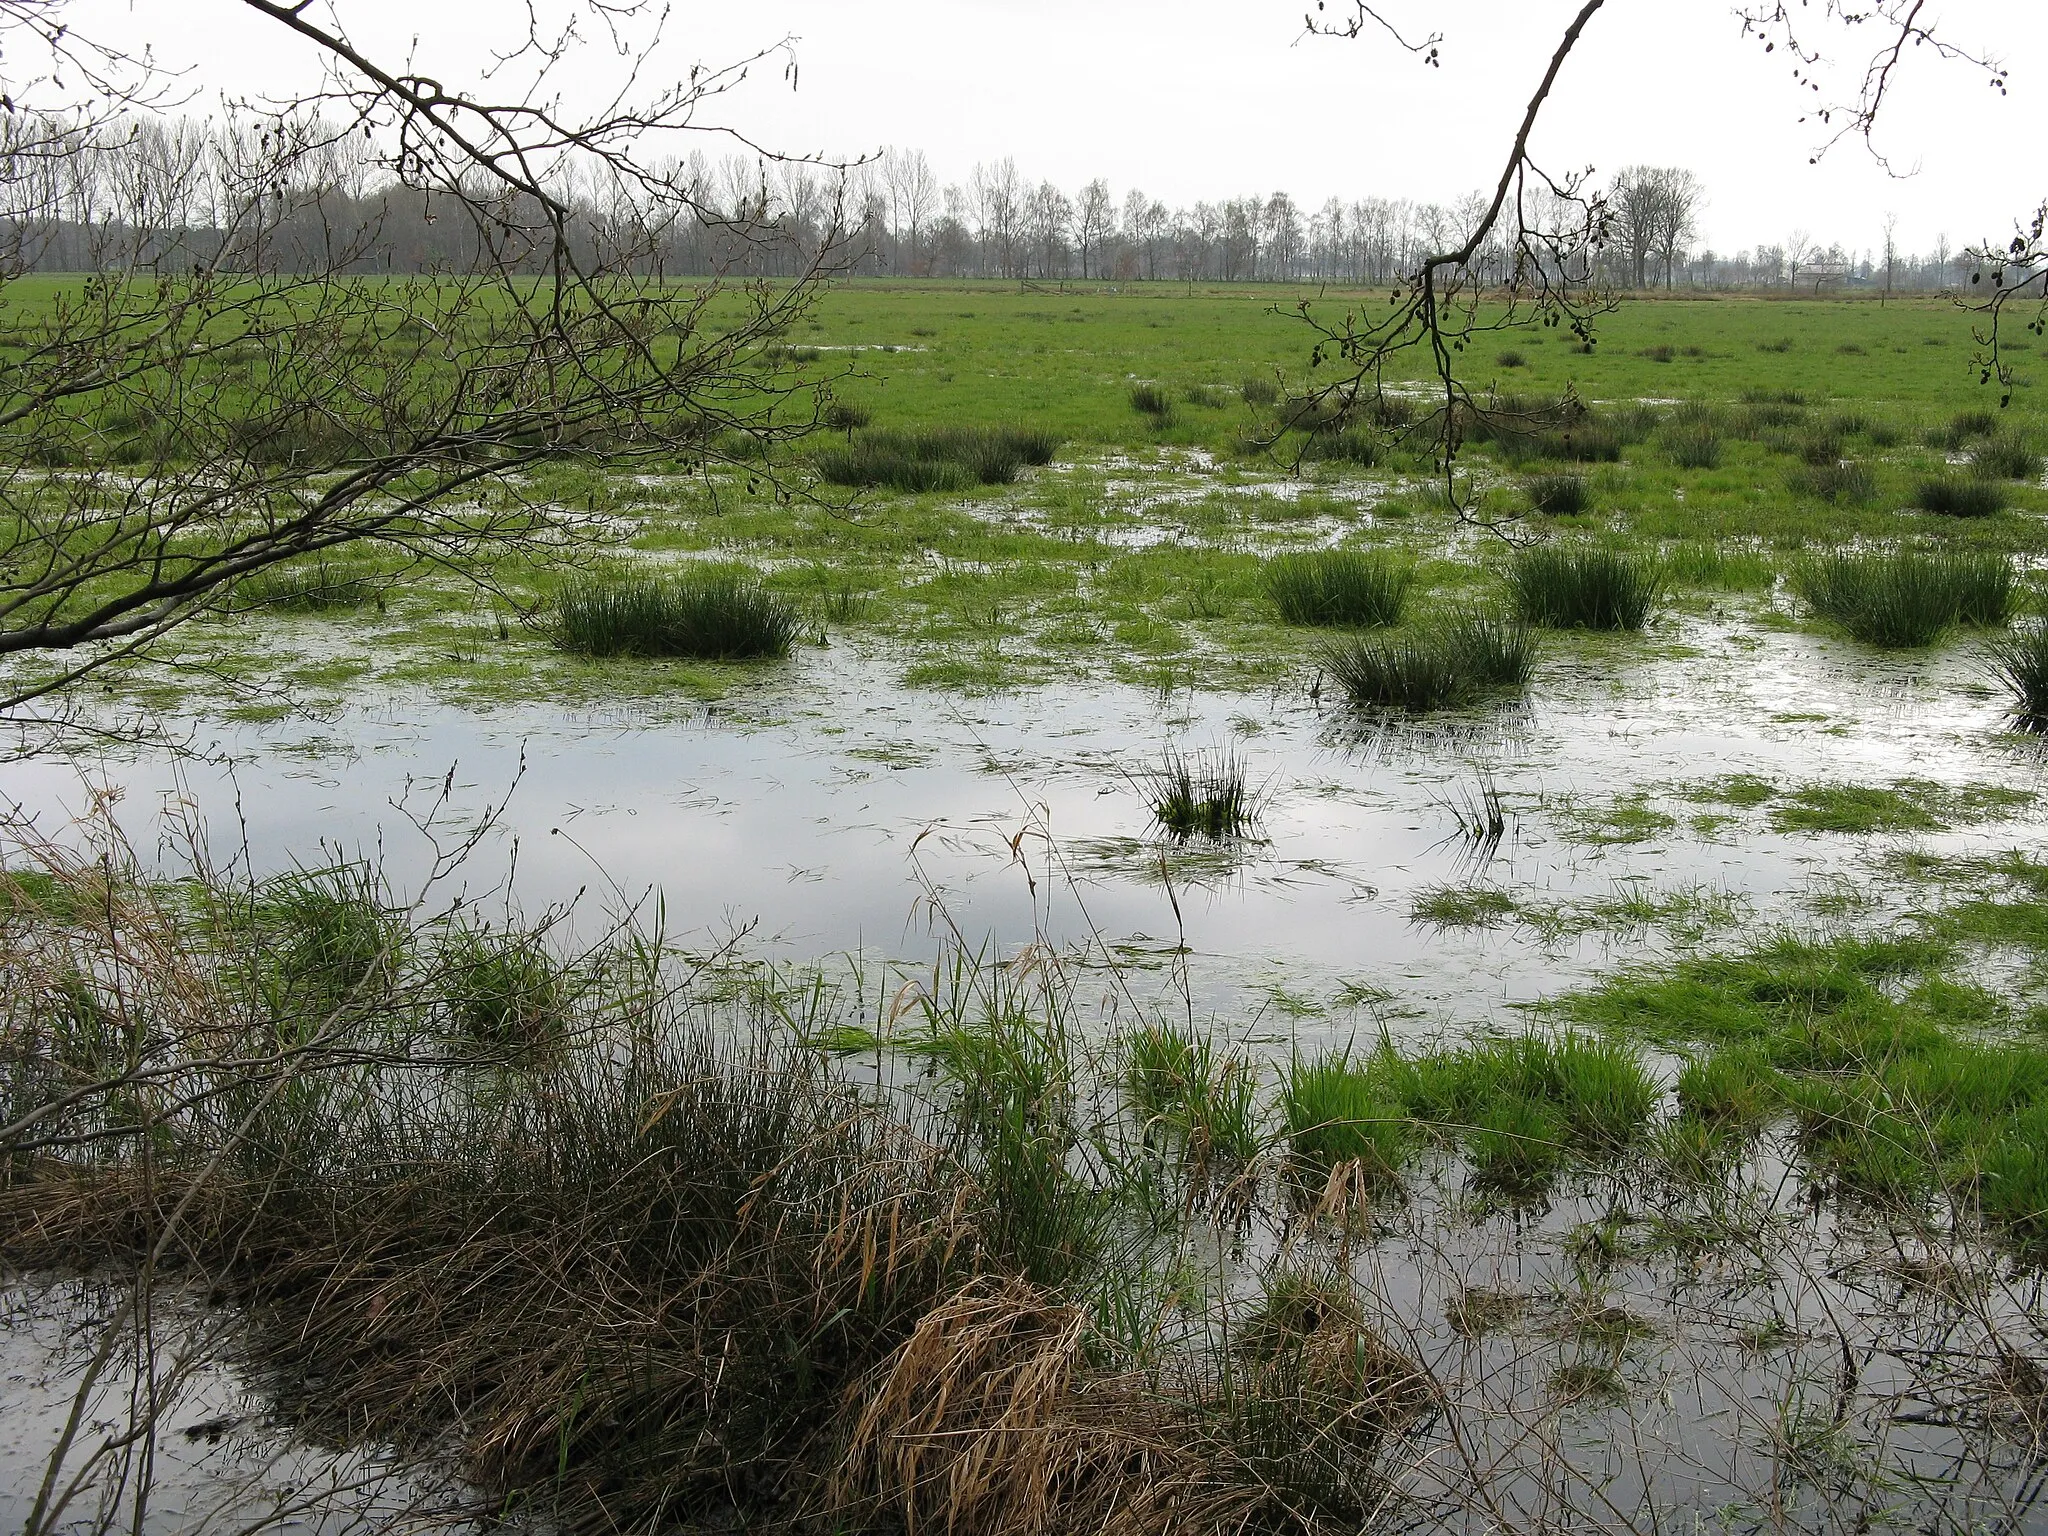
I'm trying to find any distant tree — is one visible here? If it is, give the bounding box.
[971,158,1022,277]
[1025,180,1073,278]
[1075,177,1114,280]
[884,146,939,273]
[1123,188,1167,280]
[1608,167,1661,288]
[1649,169,1703,288]
[1262,191,1302,280]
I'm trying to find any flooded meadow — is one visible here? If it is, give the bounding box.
[9,296,2048,1536]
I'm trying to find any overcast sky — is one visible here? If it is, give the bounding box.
[74,0,2048,258]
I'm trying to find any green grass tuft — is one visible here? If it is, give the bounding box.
[1124,1023,1260,1169]
[1786,459,1876,504]
[233,554,387,613]
[552,566,801,659]
[1140,747,1259,838]
[1505,545,1663,631]
[246,863,406,1028]
[1915,477,2008,517]
[1987,622,2048,725]
[438,924,569,1057]
[1793,548,2013,647]
[1663,424,1722,470]
[1298,1032,1658,1195]
[1320,610,1535,712]
[1264,549,1411,628]
[1128,381,1175,418]
[1279,1049,1409,1181]
[1937,407,2001,447]
[1968,431,2042,482]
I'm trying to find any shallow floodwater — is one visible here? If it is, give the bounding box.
[0,1279,463,1536]
[7,607,2043,1037]
[8,607,2048,1533]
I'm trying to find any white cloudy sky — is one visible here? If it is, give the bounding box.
[68,0,2048,258]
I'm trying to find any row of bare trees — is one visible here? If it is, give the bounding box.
[4,113,2004,297]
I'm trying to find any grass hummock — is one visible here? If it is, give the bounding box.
[1524,472,1591,516]
[1793,548,2014,647]
[1660,404,1724,469]
[1915,476,2008,518]
[1263,549,1411,628]
[1987,622,2048,726]
[552,566,802,659]
[1321,610,1535,712]
[1505,545,1663,631]
[814,424,1059,490]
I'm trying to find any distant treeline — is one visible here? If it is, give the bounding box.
[0,114,1999,293]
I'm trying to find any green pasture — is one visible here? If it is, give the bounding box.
[4,277,2046,712]
[776,281,2026,443]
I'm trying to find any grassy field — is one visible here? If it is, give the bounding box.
[773,282,2031,436]
[53,283,2028,714]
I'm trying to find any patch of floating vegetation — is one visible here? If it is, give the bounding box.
[1549,791,1680,847]
[1767,779,2033,835]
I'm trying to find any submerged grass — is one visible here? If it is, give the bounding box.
[552,566,802,659]
[1567,930,2048,1247]
[1281,1034,1657,1196]
[233,554,388,612]
[1139,747,1259,839]
[1263,549,1411,628]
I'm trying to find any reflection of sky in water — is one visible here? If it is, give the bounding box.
[9,615,2046,1039]
[0,1280,463,1536]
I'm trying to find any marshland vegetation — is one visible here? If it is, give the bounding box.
[11,285,2048,1536]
